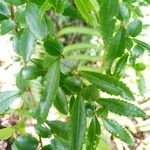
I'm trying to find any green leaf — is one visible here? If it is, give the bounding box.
[83,85,99,101]
[51,138,69,150]
[99,0,119,21]
[51,138,68,150]
[16,69,29,91]
[85,103,95,117]
[0,0,10,21]
[42,145,53,150]
[135,63,146,71]
[39,0,51,18]
[74,0,98,26]
[46,120,69,140]
[86,116,101,150]
[44,37,63,56]
[17,120,25,135]
[1,19,15,35]
[125,37,133,50]
[68,55,100,61]
[42,55,57,69]
[25,2,47,40]
[5,0,24,6]
[77,66,100,73]
[129,56,136,67]
[96,107,108,118]
[19,28,36,63]
[15,7,26,24]
[45,16,56,37]
[70,95,86,150]
[21,65,43,80]
[34,124,51,138]
[145,0,150,4]
[127,19,142,37]
[134,39,150,52]
[63,43,99,55]
[64,76,83,93]
[132,44,145,58]
[12,135,38,150]
[0,127,15,140]
[29,0,45,6]
[80,71,134,100]
[37,59,60,123]
[48,0,67,13]
[63,4,84,21]
[97,98,146,117]
[69,96,75,113]
[58,26,100,37]
[0,91,20,114]
[99,0,119,46]
[106,27,126,72]
[113,53,128,78]
[136,72,146,96]
[54,88,68,115]
[132,6,143,17]
[60,58,78,74]
[118,3,129,21]
[103,118,134,145]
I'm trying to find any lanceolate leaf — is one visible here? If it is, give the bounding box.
[80,71,134,100]
[54,88,68,115]
[83,85,99,101]
[86,116,101,150]
[134,39,150,51]
[44,37,63,56]
[106,27,126,72]
[0,91,20,114]
[70,95,86,150]
[74,0,97,26]
[63,43,99,55]
[46,120,69,140]
[58,26,100,37]
[136,72,146,96]
[113,53,128,78]
[0,127,15,140]
[38,59,60,123]
[98,98,146,117]
[63,4,84,21]
[25,2,47,40]
[19,28,36,63]
[99,0,119,46]
[60,58,78,74]
[64,76,83,93]
[103,118,134,145]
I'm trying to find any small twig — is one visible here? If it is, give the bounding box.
[21,93,28,112]
[28,87,36,108]
[39,137,43,149]
[10,5,18,32]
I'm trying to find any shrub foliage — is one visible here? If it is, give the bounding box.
[0,0,150,149]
